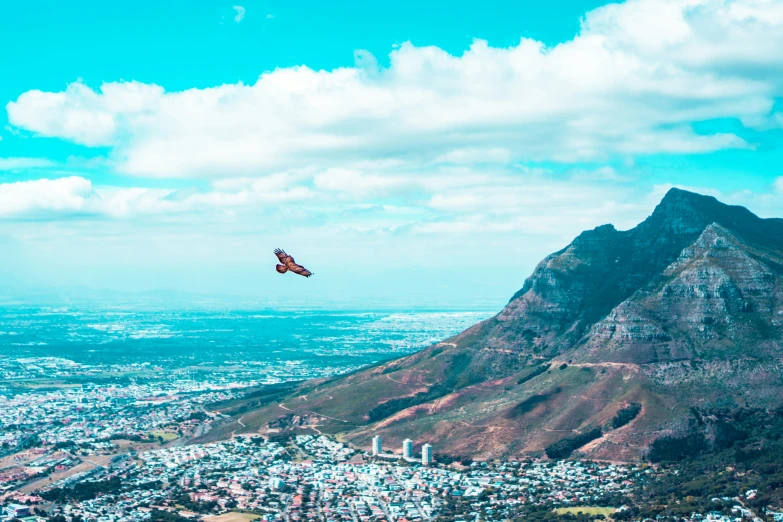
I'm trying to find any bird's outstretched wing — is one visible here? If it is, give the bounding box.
[288,264,313,278]
[274,248,291,264]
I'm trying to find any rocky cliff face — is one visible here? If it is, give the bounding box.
[220,189,783,461]
[580,223,783,364]
[471,189,783,362]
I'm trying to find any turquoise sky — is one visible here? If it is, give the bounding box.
[1,0,611,172]
[1,0,782,309]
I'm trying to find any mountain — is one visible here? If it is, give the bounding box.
[205,189,783,461]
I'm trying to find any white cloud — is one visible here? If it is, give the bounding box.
[0,177,187,219]
[313,168,415,198]
[425,177,636,222]
[434,147,512,165]
[0,174,315,219]
[4,165,781,249]
[0,167,638,238]
[0,157,56,170]
[311,166,507,201]
[233,5,245,23]
[569,166,631,182]
[0,177,93,216]
[6,0,783,178]
[7,81,163,147]
[211,172,302,193]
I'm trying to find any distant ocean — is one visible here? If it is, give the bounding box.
[0,307,495,369]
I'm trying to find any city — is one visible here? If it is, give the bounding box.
[2,358,781,522]
[0,356,363,461]
[2,432,652,522]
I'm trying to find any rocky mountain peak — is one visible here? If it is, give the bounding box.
[233,190,783,462]
[645,188,777,244]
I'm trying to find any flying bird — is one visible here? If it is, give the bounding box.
[274,249,313,278]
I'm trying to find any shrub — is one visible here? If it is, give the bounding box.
[545,427,602,459]
[611,402,642,429]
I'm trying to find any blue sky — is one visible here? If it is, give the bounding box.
[1,0,783,309]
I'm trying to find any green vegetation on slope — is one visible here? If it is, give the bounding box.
[367,383,451,422]
[611,403,642,429]
[545,427,602,459]
[640,407,783,512]
[367,352,473,423]
[517,364,551,385]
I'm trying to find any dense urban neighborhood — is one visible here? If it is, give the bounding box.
[3,428,781,522]
[1,363,781,522]
[0,356,363,460]
[4,431,651,522]
[1,352,783,522]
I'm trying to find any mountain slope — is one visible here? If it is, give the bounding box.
[209,189,783,461]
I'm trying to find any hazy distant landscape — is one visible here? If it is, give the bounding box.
[0,307,492,390]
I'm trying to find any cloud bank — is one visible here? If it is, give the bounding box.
[6,0,783,179]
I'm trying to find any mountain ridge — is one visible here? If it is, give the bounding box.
[203,188,783,461]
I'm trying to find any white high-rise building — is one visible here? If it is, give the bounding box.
[402,438,413,459]
[422,443,433,466]
[372,435,382,455]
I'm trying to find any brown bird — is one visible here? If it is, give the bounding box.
[274,248,313,278]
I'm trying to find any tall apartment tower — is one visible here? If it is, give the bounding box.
[372,435,382,455]
[422,443,433,466]
[402,438,413,459]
